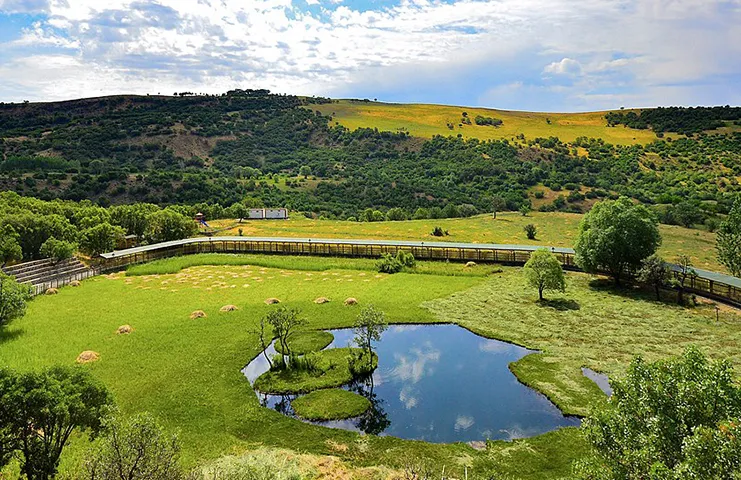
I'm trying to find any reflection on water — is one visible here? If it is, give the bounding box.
[242,324,580,443]
[582,367,613,396]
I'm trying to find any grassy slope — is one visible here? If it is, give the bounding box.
[312,101,660,145]
[210,212,724,273]
[3,254,739,478]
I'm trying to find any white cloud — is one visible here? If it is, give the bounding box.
[0,0,739,108]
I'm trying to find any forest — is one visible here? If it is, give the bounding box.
[1,92,740,220]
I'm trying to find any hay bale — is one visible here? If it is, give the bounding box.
[465,261,477,268]
[220,305,238,312]
[314,297,330,304]
[116,325,133,335]
[76,351,100,364]
[69,280,81,287]
[264,298,281,305]
[344,297,359,306]
[45,288,58,295]
[189,310,207,320]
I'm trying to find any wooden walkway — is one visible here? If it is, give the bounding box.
[98,236,741,307]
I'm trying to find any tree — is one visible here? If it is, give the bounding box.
[0,273,31,328]
[227,202,248,222]
[717,197,741,277]
[354,305,388,368]
[84,413,185,480]
[264,307,304,359]
[144,210,197,244]
[637,254,669,301]
[523,249,566,301]
[672,254,697,305]
[110,204,158,240]
[0,225,22,266]
[574,197,661,285]
[385,207,407,221]
[519,204,531,217]
[0,366,113,480]
[524,223,537,240]
[39,237,77,263]
[298,165,312,178]
[577,347,741,479]
[80,223,125,256]
[1,213,77,259]
[412,208,430,220]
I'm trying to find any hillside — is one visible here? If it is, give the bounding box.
[1,92,740,221]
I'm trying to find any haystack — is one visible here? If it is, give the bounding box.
[264,298,281,305]
[116,325,133,334]
[314,297,330,304]
[190,310,207,319]
[344,297,359,306]
[70,280,81,287]
[220,305,239,312]
[465,261,477,268]
[45,288,58,295]
[76,351,100,363]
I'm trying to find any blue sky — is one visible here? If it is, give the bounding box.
[0,0,740,111]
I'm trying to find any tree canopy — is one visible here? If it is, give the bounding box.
[523,249,566,300]
[717,197,741,277]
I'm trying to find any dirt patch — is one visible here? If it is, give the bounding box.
[344,297,359,306]
[116,325,133,334]
[122,132,236,163]
[265,298,281,305]
[76,351,100,363]
[45,288,58,295]
[314,297,331,304]
[220,304,239,312]
[190,310,207,319]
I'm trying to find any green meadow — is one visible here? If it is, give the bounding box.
[2,254,739,478]
[211,212,724,273]
[311,101,661,145]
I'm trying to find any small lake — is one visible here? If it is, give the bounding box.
[242,324,580,443]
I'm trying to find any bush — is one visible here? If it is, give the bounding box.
[39,237,76,263]
[524,224,537,240]
[376,251,415,274]
[0,273,32,327]
[431,226,448,237]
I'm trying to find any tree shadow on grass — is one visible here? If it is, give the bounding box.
[0,328,24,344]
[538,298,580,311]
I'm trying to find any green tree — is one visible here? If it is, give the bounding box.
[717,198,741,277]
[110,204,158,239]
[637,254,669,301]
[519,204,531,217]
[672,254,697,305]
[385,207,407,221]
[523,249,566,301]
[264,307,304,360]
[0,273,31,328]
[577,347,741,479]
[354,305,388,368]
[80,223,125,256]
[1,213,77,259]
[298,165,312,178]
[39,237,77,263]
[524,223,537,240]
[574,197,661,285]
[144,210,197,244]
[412,208,430,220]
[227,203,248,222]
[84,412,185,480]
[0,225,23,266]
[0,366,113,480]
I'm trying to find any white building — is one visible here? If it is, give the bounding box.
[246,208,288,220]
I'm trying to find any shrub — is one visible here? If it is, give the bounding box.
[524,224,537,240]
[39,237,76,263]
[376,251,415,274]
[431,226,445,237]
[0,273,32,327]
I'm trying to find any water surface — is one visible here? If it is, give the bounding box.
[243,324,580,442]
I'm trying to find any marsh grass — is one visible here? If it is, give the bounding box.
[291,389,371,421]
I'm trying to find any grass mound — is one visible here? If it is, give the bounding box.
[344,297,358,306]
[253,348,376,394]
[264,298,281,305]
[116,325,133,334]
[313,297,330,304]
[190,310,207,319]
[45,288,58,295]
[292,389,371,421]
[220,305,238,312]
[76,350,100,363]
[274,331,334,355]
[70,280,81,287]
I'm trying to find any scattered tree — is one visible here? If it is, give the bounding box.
[519,204,531,217]
[0,273,31,328]
[84,412,185,480]
[672,254,697,305]
[354,305,388,369]
[39,237,77,263]
[574,197,661,285]
[264,307,304,359]
[523,249,566,301]
[637,254,669,301]
[385,207,407,221]
[717,197,741,277]
[144,210,197,244]
[0,366,113,480]
[577,347,741,479]
[524,223,537,240]
[298,165,312,178]
[80,223,126,256]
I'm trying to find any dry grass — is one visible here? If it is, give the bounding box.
[343,298,358,306]
[314,297,331,304]
[76,350,100,363]
[220,305,239,312]
[264,298,281,305]
[190,310,207,319]
[116,325,133,334]
[45,288,58,295]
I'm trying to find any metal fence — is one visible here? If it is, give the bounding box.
[30,267,101,296]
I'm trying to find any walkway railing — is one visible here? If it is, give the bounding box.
[95,236,741,307]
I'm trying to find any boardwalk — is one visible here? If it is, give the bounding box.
[98,236,741,307]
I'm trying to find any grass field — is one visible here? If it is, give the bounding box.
[210,212,725,273]
[311,101,661,145]
[2,253,739,478]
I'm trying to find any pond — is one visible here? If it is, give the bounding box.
[242,324,580,443]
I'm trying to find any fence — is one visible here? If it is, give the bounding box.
[30,267,101,296]
[93,236,741,308]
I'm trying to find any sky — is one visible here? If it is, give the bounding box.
[0,0,740,111]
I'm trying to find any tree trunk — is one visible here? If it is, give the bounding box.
[655,285,661,301]
[538,287,544,301]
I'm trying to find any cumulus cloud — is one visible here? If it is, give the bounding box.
[0,0,739,108]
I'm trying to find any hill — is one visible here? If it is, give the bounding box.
[1,92,740,221]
